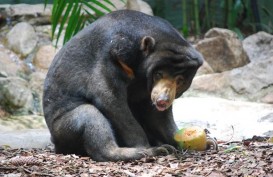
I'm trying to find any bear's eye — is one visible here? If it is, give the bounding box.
[176,75,185,86]
[153,71,163,81]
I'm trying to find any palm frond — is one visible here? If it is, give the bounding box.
[45,0,125,46]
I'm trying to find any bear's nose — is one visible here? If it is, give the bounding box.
[156,100,168,107]
[156,95,170,107]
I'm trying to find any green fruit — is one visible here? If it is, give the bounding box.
[174,126,207,151]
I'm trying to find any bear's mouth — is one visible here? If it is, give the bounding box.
[154,99,169,111]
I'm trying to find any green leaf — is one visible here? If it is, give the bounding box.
[261,6,272,17]
[224,145,241,153]
[90,0,112,13]
[63,0,81,44]
[103,0,117,8]
[182,0,188,37]
[232,27,244,40]
[49,0,124,46]
[55,1,74,47]
[234,0,243,12]
[51,0,67,40]
[44,0,48,9]
[73,13,85,36]
[82,1,105,17]
[193,0,200,35]
[84,9,97,21]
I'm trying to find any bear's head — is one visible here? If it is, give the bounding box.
[141,36,203,111]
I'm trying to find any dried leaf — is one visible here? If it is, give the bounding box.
[1,140,272,176]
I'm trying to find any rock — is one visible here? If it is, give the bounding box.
[33,45,56,71]
[0,48,19,77]
[0,43,33,78]
[5,4,51,17]
[188,31,273,102]
[229,57,273,95]
[34,25,52,46]
[0,77,34,114]
[258,113,273,123]
[0,129,51,149]
[29,72,47,114]
[0,114,49,149]
[205,28,238,38]
[82,0,153,18]
[89,0,153,15]
[6,22,38,57]
[3,4,52,25]
[89,0,126,12]
[195,28,249,72]
[126,0,153,15]
[186,57,273,102]
[196,60,214,75]
[243,31,273,61]
[0,115,46,130]
[0,107,9,118]
[173,97,273,141]
[186,72,233,99]
[261,93,273,104]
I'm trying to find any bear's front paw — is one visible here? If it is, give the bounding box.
[153,144,177,156]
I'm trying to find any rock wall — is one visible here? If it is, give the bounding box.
[0,4,272,117]
[0,2,153,117]
[195,28,250,73]
[187,28,273,104]
[0,3,272,144]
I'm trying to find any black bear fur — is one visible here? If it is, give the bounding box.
[43,10,203,162]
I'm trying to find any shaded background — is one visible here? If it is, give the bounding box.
[1,0,272,38]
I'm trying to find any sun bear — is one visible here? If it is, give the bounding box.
[43,10,203,162]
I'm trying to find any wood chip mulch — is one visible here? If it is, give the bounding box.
[0,138,272,177]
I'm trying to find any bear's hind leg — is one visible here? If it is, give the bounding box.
[80,105,154,161]
[52,104,164,161]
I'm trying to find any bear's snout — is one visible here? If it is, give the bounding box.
[155,94,170,111]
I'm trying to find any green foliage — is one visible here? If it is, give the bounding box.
[193,0,200,35]
[224,145,241,153]
[45,0,125,46]
[181,0,188,36]
[188,0,273,38]
[146,0,273,37]
[46,0,272,43]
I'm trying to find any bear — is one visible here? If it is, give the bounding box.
[43,10,203,162]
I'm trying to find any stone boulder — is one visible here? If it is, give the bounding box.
[243,31,273,61]
[29,72,47,114]
[0,115,46,131]
[6,22,38,57]
[261,93,273,104]
[126,0,153,15]
[229,57,273,95]
[100,0,154,15]
[0,77,34,114]
[0,129,51,149]
[0,48,19,77]
[33,45,56,71]
[0,45,32,77]
[187,31,273,103]
[195,28,250,72]
[196,60,214,75]
[186,57,273,103]
[3,4,52,25]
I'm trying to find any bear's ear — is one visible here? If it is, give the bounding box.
[140,36,155,56]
